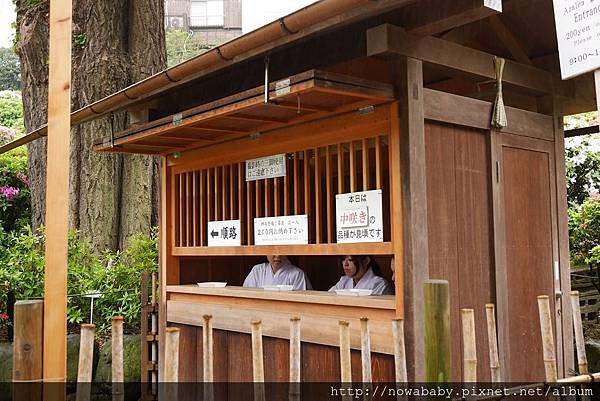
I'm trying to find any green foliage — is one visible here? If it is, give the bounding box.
[565,140,600,207]
[569,197,600,267]
[73,33,88,48]
[0,228,158,335]
[0,147,30,231]
[166,30,214,67]
[0,91,25,135]
[0,48,20,91]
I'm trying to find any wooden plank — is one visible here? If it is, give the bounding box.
[207,168,213,222]
[215,166,221,221]
[284,157,289,216]
[304,150,311,218]
[186,173,191,247]
[315,148,322,243]
[349,141,356,192]
[266,178,272,217]
[200,170,205,246]
[44,0,72,382]
[375,136,382,189]
[488,15,532,65]
[238,163,245,243]
[362,138,369,190]
[367,24,560,95]
[230,164,235,219]
[172,242,394,256]
[192,171,198,246]
[247,180,253,245]
[337,143,344,194]
[326,146,333,243]
[222,165,228,220]
[293,153,300,214]
[255,180,261,218]
[178,174,185,247]
[274,177,280,216]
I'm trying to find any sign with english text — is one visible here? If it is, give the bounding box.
[336,190,383,243]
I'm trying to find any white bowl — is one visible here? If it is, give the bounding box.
[334,289,373,297]
[197,282,227,288]
[262,285,294,291]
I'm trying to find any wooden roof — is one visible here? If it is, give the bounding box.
[94,70,395,155]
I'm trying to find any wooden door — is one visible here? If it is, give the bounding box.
[492,133,560,382]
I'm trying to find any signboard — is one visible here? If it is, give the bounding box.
[207,220,241,247]
[336,190,383,243]
[245,154,287,181]
[484,0,502,12]
[254,215,308,245]
[552,0,600,79]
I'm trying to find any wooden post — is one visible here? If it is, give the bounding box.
[44,0,72,386]
[570,291,588,374]
[538,295,558,382]
[203,315,214,401]
[13,300,43,401]
[163,327,180,401]
[289,317,301,401]
[251,320,265,401]
[424,280,450,382]
[391,318,407,383]
[339,320,352,401]
[461,309,477,382]
[485,304,501,382]
[360,318,372,391]
[76,324,95,401]
[112,316,124,401]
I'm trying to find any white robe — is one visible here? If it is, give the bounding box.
[243,261,312,290]
[329,267,392,295]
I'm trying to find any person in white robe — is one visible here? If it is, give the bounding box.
[329,255,392,295]
[243,255,312,290]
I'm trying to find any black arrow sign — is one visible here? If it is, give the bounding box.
[211,230,219,238]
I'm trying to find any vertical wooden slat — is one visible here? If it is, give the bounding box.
[362,138,369,191]
[230,164,235,219]
[238,163,245,243]
[314,147,322,243]
[349,141,355,192]
[274,177,280,216]
[304,150,311,215]
[255,180,261,218]
[222,166,228,220]
[247,179,253,245]
[207,168,213,222]
[200,170,205,246]
[178,174,185,247]
[284,157,289,215]
[326,146,333,243]
[192,171,198,246]
[215,166,220,221]
[375,136,382,189]
[171,172,178,249]
[337,143,344,194]
[266,178,272,217]
[294,153,300,214]
[185,173,191,247]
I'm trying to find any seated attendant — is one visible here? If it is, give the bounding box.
[329,255,392,295]
[243,255,312,290]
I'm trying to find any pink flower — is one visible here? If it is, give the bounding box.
[0,186,19,201]
[16,172,30,188]
[0,313,8,320]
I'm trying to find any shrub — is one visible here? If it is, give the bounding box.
[0,147,30,231]
[569,196,600,267]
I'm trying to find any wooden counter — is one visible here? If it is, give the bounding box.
[166,285,397,354]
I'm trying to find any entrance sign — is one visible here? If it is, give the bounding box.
[336,190,383,243]
[552,0,600,79]
[254,215,308,245]
[207,220,241,246]
[245,154,287,181]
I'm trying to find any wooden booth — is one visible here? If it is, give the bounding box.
[8,0,600,388]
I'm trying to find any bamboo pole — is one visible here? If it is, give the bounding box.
[537,295,558,382]
[360,317,372,400]
[203,315,214,401]
[461,309,477,382]
[424,280,451,382]
[112,316,124,401]
[163,327,180,401]
[570,291,588,374]
[289,317,301,401]
[251,320,265,401]
[13,300,43,401]
[391,318,407,383]
[76,324,95,401]
[485,304,501,382]
[339,320,352,383]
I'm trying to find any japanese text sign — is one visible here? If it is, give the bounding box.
[245,154,287,181]
[207,220,241,247]
[336,190,383,243]
[254,215,308,245]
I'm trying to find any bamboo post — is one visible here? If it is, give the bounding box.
[537,295,558,382]
[163,327,180,401]
[339,320,352,401]
[485,304,501,382]
[391,318,407,383]
[112,316,124,401]
[251,320,265,401]
[360,317,372,398]
[461,309,477,382]
[424,280,451,382]
[203,315,214,401]
[570,291,588,374]
[76,324,95,401]
[13,300,43,401]
[289,317,301,401]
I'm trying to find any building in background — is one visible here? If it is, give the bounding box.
[165,0,242,47]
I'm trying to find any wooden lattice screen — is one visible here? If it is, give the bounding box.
[173,134,390,249]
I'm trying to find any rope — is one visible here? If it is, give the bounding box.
[491,56,508,129]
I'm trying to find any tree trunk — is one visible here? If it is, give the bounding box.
[16,0,166,251]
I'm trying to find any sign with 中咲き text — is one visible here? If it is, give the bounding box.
[207,220,241,247]
[336,190,383,243]
[254,215,308,245]
[552,0,600,79]
[245,154,286,181]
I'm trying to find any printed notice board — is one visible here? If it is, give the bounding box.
[254,215,308,245]
[553,0,600,79]
[207,220,241,247]
[245,154,286,181]
[336,190,383,243]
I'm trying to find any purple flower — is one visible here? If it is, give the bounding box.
[0,186,20,201]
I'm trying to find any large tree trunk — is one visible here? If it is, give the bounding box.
[16,0,166,251]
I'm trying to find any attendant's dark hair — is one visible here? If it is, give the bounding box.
[350,255,382,277]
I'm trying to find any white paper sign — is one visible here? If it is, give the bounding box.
[484,0,502,12]
[254,215,308,245]
[336,190,383,243]
[246,154,286,181]
[207,220,241,247]
[553,0,600,79]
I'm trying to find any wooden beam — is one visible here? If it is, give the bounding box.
[44,0,72,386]
[367,23,562,95]
[487,15,532,65]
[564,125,599,138]
[404,0,500,36]
[225,114,289,124]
